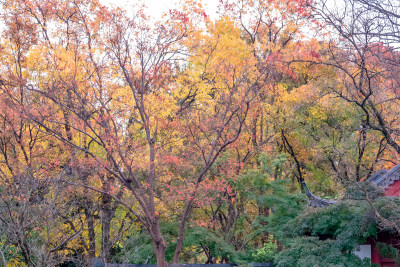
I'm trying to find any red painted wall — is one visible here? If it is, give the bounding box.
[385,179,400,196]
[370,241,380,264]
[368,240,397,266]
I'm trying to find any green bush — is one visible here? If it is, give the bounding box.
[376,242,399,263]
[252,236,277,263]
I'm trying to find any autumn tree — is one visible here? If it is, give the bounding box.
[309,0,400,163]
[0,0,134,264]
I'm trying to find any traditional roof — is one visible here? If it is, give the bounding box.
[303,164,400,207]
[368,164,400,189]
[301,181,337,207]
[366,169,388,184]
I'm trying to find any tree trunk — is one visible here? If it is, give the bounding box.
[85,207,96,259]
[147,216,168,267]
[172,194,194,267]
[0,247,6,267]
[101,176,117,264]
[102,192,113,264]
[152,232,168,267]
[154,244,168,267]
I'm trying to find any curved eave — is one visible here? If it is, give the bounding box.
[301,181,337,208]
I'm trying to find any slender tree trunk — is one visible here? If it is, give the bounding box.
[102,192,113,264]
[172,191,195,267]
[85,207,96,259]
[101,175,117,264]
[151,218,168,267]
[154,244,168,267]
[0,247,6,267]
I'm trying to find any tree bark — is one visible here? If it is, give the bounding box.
[151,218,168,267]
[85,207,96,260]
[102,192,113,264]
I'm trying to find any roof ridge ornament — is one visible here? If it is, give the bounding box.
[301,181,337,207]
